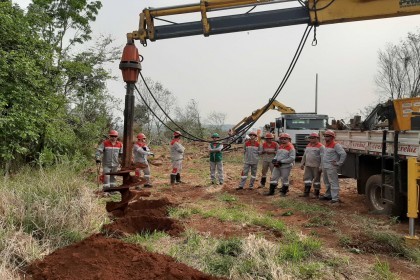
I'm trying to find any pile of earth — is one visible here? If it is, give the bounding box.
[25,234,222,280]
[25,190,223,279]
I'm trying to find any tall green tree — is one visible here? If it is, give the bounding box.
[0,1,59,171]
[1,0,120,172]
[25,0,119,161]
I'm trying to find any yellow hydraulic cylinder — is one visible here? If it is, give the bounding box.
[406,157,420,247]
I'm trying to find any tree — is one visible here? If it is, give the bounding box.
[0,1,59,172]
[206,111,227,135]
[1,0,119,172]
[135,77,177,144]
[174,99,205,140]
[375,30,420,99]
[25,0,119,160]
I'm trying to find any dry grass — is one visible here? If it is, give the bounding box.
[0,164,108,276]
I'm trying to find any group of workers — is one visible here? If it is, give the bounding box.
[236,129,347,204]
[95,128,347,204]
[95,130,184,189]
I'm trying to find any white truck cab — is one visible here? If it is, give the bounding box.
[275,113,329,155]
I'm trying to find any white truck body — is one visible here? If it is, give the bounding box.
[333,130,420,158]
[328,129,420,217]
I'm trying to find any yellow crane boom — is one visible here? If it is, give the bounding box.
[231,100,295,134]
[129,0,420,44]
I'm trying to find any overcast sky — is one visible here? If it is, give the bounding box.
[15,0,420,129]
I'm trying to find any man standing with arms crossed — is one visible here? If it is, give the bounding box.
[300,132,324,198]
[319,130,347,204]
[267,133,296,196]
[259,133,278,188]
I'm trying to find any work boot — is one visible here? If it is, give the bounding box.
[299,185,311,197]
[144,183,153,188]
[249,178,256,189]
[313,189,320,198]
[259,177,266,188]
[265,184,277,196]
[175,173,183,184]
[279,185,289,197]
[170,174,176,185]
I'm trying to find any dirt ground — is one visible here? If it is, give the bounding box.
[24,143,420,280]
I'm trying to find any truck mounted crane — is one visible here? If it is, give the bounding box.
[118,0,420,245]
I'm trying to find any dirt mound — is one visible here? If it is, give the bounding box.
[25,234,223,280]
[105,195,184,237]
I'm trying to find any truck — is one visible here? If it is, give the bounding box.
[120,0,420,243]
[332,98,420,233]
[265,113,329,155]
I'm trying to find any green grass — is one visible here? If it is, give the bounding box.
[275,198,331,215]
[368,258,397,280]
[217,193,237,202]
[304,216,335,228]
[279,234,322,262]
[194,202,286,232]
[123,231,169,251]
[168,206,200,219]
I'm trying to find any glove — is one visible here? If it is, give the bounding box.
[271,159,277,164]
[142,147,147,151]
[149,152,155,157]
[96,159,101,164]
[272,159,281,167]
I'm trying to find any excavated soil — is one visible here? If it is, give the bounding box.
[26,234,222,280]
[102,196,183,237]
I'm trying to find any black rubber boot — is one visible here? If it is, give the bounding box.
[170,174,176,185]
[259,177,266,188]
[299,185,311,197]
[175,173,182,184]
[265,184,277,196]
[313,189,320,198]
[280,185,289,197]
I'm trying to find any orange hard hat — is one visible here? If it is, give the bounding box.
[265,133,274,139]
[173,131,182,137]
[309,132,319,138]
[324,130,335,138]
[109,130,118,137]
[137,133,146,139]
[279,133,291,139]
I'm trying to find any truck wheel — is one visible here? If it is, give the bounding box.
[365,175,391,215]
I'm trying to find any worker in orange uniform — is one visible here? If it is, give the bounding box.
[300,132,324,197]
[267,133,296,196]
[95,130,123,189]
[170,131,185,185]
[237,131,261,190]
[319,130,347,205]
[259,133,279,188]
[133,133,154,188]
